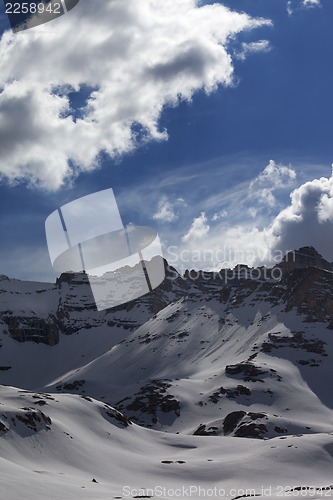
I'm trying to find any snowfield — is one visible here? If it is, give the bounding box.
[1,386,333,500]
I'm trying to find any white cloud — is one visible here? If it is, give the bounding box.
[168,219,273,272]
[0,0,271,190]
[182,212,210,242]
[236,40,271,61]
[269,166,333,260]
[252,160,297,188]
[166,164,333,272]
[303,0,321,6]
[153,198,176,223]
[249,159,297,208]
[153,196,186,223]
[212,210,228,221]
[287,0,321,15]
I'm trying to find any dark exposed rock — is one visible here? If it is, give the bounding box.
[116,379,180,427]
[193,423,217,436]
[234,422,267,438]
[276,247,332,275]
[209,385,251,403]
[223,411,246,434]
[103,404,132,428]
[14,408,52,433]
[275,425,287,434]
[56,380,85,392]
[56,272,91,286]
[33,400,48,406]
[225,362,268,382]
[279,267,333,323]
[0,421,9,433]
[2,315,59,346]
[224,411,268,438]
[262,331,326,356]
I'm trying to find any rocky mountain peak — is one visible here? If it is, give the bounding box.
[277,246,332,274]
[56,271,90,285]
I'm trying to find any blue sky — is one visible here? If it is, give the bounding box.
[0,0,332,281]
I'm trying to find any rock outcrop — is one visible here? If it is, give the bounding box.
[276,246,332,275]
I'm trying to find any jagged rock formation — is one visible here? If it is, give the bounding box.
[0,262,186,345]
[1,247,332,346]
[276,246,333,275]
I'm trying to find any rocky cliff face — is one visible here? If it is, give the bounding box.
[1,314,60,345]
[0,261,187,345]
[1,247,332,346]
[276,246,333,274]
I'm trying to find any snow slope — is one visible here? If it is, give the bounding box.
[1,386,333,500]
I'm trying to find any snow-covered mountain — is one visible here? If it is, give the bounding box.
[1,246,333,499]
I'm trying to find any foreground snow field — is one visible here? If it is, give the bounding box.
[1,386,333,500]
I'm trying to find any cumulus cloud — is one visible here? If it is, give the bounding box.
[269,166,333,260]
[166,164,333,272]
[182,212,210,242]
[249,159,297,208]
[0,0,271,189]
[153,196,186,223]
[169,217,272,272]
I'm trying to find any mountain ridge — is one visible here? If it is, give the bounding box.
[1,246,333,427]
